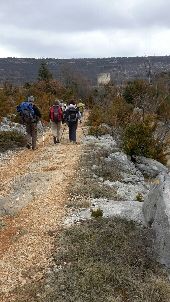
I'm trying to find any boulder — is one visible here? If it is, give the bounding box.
[135,156,168,178]
[143,173,170,268]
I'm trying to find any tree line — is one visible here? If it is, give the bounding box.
[0,60,91,121]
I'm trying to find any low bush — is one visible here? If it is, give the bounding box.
[122,121,167,164]
[88,96,132,136]
[90,207,103,218]
[135,193,144,202]
[0,130,27,152]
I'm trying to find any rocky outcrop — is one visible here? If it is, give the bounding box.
[143,173,170,268]
[135,156,168,178]
[0,117,44,134]
[0,117,26,134]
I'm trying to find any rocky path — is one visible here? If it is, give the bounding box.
[0,124,84,302]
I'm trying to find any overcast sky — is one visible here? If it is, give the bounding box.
[0,0,170,59]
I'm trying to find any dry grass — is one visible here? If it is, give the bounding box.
[66,176,117,210]
[13,218,170,302]
[67,143,120,209]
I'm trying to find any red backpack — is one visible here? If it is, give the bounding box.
[50,105,63,123]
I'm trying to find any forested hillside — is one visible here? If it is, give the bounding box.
[1,56,170,86]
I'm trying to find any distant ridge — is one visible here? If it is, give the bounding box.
[0,56,170,86]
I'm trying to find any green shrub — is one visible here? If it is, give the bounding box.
[123,121,166,163]
[136,193,144,202]
[90,208,103,218]
[88,97,132,134]
[123,80,153,105]
[0,130,27,152]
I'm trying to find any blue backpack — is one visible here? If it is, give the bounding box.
[17,101,36,124]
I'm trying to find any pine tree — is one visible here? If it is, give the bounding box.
[38,61,53,81]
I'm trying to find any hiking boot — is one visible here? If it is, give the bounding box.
[26,144,31,149]
[53,136,57,144]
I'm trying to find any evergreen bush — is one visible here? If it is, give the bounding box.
[122,121,166,163]
[0,130,26,152]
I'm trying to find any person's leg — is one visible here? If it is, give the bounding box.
[51,121,57,144]
[73,122,78,142]
[32,123,38,150]
[70,122,77,142]
[26,124,32,148]
[69,123,72,141]
[56,121,62,142]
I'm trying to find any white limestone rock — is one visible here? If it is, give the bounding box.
[135,156,168,178]
[143,172,170,268]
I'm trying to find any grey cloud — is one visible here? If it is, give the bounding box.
[0,26,152,58]
[0,0,132,32]
[1,0,170,33]
[0,0,170,58]
[133,0,170,28]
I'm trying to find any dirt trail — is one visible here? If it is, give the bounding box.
[0,123,85,302]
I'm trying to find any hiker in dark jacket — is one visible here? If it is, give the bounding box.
[64,100,81,143]
[26,96,41,150]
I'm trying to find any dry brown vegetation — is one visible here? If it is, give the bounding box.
[88,77,170,163]
[11,219,170,302]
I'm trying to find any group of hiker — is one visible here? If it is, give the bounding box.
[17,96,85,150]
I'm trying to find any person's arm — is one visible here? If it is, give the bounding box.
[59,106,63,119]
[33,105,42,118]
[63,109,69,124]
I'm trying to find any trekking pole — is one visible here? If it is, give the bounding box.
[42,132,45,146]
[40,120,45,146]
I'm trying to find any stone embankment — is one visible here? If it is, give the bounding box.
[143,173,170,269]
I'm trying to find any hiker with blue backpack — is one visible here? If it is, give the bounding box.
[17,96,42,150]
[49,99,63,144]
[64,100,81,143]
